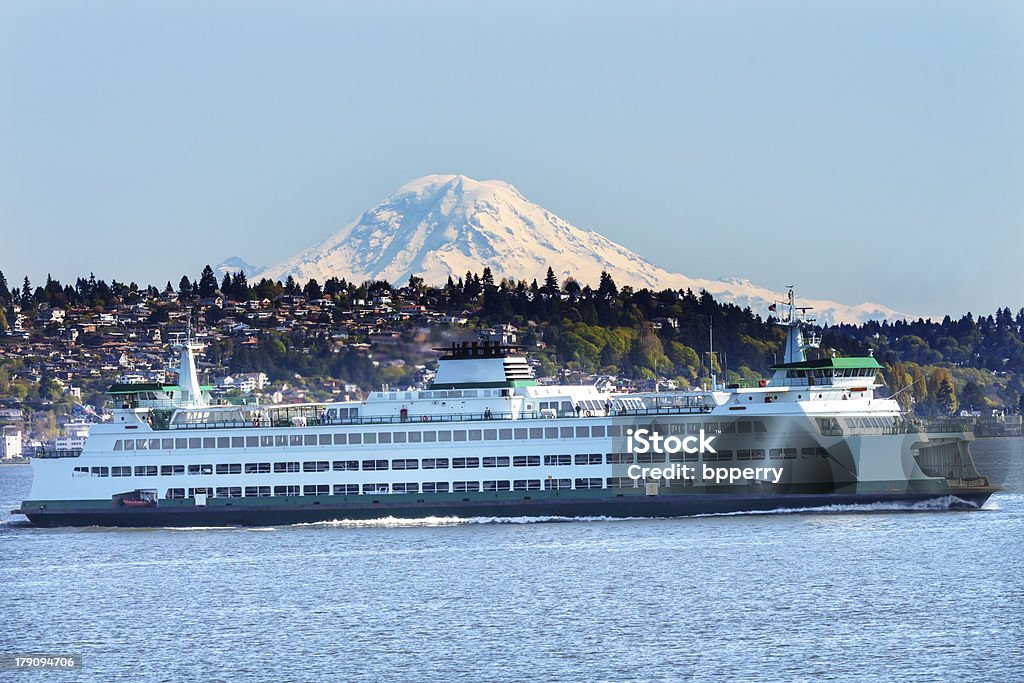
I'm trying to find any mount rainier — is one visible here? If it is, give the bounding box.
[253,174,904,324]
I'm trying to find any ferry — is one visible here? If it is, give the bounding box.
[13,290,997,527]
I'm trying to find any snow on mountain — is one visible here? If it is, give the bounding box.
[215,256,261,278]
[257,174,906,324]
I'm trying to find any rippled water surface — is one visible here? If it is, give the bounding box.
[2,439,1022,682]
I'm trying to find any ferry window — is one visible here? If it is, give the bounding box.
[545,427,559,439]
[453,430,467,442]
[362,483,389,494]
[783,448,796,459]
[216,487,242,498]
[513,480,541,491]
[334,484,359,495]
[393,483,419,494]
[483,480,511,492]
[333,460,358,471]
[575,478,603,489]
[275,435,288,447]
[422,482,450,493]
[721,423,736,434]
[754,422,767,433]
[468,430,482,441]
[422,458,449,469]
[637,452,666,463]
[188,464,213,475]
[452,457,479,469]
[606,453,632,464]
[752,449,766,460]
[362,459,388,471]
[363,433,377,445]
[514,428,527,440]
[166,489,186,499]
[301,461,329,472]
[273,485,300,496]
[575,453,602,465]
[529,428,544,439]
[560,401,573,413]
[737,450,753,461]
[544,454,572,466]
[216,437,229,448]
[394,432,407,444]
[737,421,752,434]
[560,427,574,438]
[111,466,131,477]
[687,423,700,435]
[544,478,571,490]
[438,430,453,442]
[392,459,419,470]
[606,477,634,489]
[292,435,305,446]
[499,429,513,440]
[483,456,510,468]
[246,436,259,448]
[590,426,605,437]
[513,456,540,467]
[73,466,89,475]
[453,481,479,492]
[378,433,392,444]
[407,432,421,443]
[333,434,347,445]
[711,450,734,462]
[769,449,784,460]
[162,465,185,476]
[149,439,161,449]
[228,437,242,448]
[703,423,719,434]
[423,431,437,443]
[203,438,216,448]
[274,462,300,473]
[802,448,816,458]
[608,425,622,437]
[188,438,201,448]
[259,435,273,447]
[245,463,271,474]
[113,440,123,451]
[188,487,213,497]
[216,463,242,474]
[135,465,157,477]
[575,426,589,438]
[244,486,272,497]
[303,484,330,496]
[349,434,362,445]
[484,429,498,441]
[161,439,174,449]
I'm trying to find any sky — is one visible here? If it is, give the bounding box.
[1,0,1022,318]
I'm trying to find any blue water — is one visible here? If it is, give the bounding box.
[1,439,1022,682]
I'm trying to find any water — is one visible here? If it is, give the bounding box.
[1,439,1022,682]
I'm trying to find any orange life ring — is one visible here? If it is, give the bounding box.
[420,415,429,422]
[758,379,767,388]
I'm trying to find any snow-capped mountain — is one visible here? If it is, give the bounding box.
[256,174,905,324]
[215,256,261,278]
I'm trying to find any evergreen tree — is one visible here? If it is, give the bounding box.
[178,276,192,300]
[0,270,9,306]
[198,265,218,298]
[543,267,559,296]
[284,275,299,295]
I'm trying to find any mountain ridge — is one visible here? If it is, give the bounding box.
[254,174,906,324]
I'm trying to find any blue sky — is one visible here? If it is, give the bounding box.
[1,0,1021,317]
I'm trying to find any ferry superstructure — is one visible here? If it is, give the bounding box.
[14,290,996,526]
